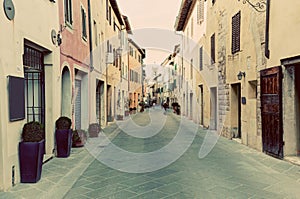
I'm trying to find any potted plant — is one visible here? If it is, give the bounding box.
[88,123,101,138]
[55,116,72,158]
[19,121,45,183]
[72,129,87,147]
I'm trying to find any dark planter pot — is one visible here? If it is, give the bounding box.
[19,139,45,183]
[55,129,72,158]
[88,124,100,138]
[72,131,87,148]
[116,115,123,120]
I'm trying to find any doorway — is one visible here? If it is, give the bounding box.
[231,83,241,138]
[199,85,204,125]
[61,67,71,118]
[190,93,193,120]
[210,87,217,130]
[96,80,104,126]
[107,85,113,122]
[295,67,300,155]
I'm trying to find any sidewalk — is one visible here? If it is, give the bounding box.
[0,122,121,199]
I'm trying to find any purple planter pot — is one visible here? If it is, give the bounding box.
[19,139,45,183]
[55,129,72,158]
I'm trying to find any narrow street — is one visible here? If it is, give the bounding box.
[2,109,300,198]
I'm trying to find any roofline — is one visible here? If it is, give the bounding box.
[122,15,133,34]
[109,0,124,25]
[174,0,197,31]
[128,39,146,58]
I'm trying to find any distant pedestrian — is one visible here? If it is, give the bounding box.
[163,102,168,113]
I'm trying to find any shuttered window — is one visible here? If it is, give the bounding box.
[190,59,193,79]
[199,46,203,71]
[197,0,204,24]
[106,0,109,20]
[211,34,215,64]
[64,0,73,25]
[81,7,87,39]
[232,11,241,54]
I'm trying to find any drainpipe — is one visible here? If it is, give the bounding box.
[87,0,93,126]
[265,0,270,59]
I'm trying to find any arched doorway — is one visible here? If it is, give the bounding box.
[61,67,71,118]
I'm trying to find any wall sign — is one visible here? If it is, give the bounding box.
[3,0,15,20]
[8,76,25,121]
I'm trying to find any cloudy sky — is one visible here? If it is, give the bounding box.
[118,0,182,66]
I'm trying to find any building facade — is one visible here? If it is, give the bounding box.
[174,0,294,158]
[128,39,146,111]
[0,0,60,190]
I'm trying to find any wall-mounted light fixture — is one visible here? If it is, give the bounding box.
[49,0,56,3]
[57,34,62,46]
[237,71,246,80]
[238,0,266,12]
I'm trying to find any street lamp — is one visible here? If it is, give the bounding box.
[237,71,246,80]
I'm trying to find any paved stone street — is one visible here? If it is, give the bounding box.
[1,108,300,198]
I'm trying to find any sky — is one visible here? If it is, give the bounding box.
[118,0,182,80]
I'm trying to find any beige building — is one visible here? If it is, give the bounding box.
[89,0,131,124]
[175,0,212,127]
[206,1,266,151]
[128,39,145,111]
[0,0,60,190]
[174,0,270,154]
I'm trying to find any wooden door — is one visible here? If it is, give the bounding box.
[260,66,283,159]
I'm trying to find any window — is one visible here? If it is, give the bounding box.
[211,34,215,64]
[113,17,116,31]
[109,7,112,25]
[64,0,73,25]
[199,46,203,71]
[197,0,204,24]
[190,59,193,79]
[23,46,45,125]
[191,18,194,38]
[107,40,110,52]
[94,20,98,46]
[81,7,87,39]
[212,0,216,5]
[106,0,109,20]
[113,48,116,66]
[130,46,133,56]
[232,11,241,54]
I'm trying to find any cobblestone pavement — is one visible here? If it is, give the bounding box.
[1,108,300,198]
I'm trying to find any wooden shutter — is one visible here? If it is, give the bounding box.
[199,46,203,71]
[211,34,215,64]
[232,11,241,54]
[197,0,204,24]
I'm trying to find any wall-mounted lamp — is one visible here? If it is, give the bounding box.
[57,34,62,46]
[237,71,246,80]
[49,0,56,3]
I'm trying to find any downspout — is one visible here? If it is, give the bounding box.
[87,0,93,126]
[128,46,130,108]
[265,0,270,59]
